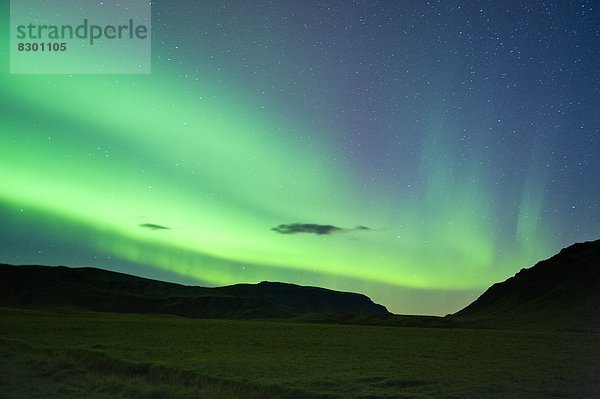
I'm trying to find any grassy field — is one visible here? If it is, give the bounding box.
[1,307,598,398]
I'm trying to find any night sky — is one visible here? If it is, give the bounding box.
[1,1,599,315]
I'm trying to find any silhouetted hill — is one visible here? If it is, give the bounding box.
[3,240,597,330]
[453,240,600,331]
[0,264,389,319]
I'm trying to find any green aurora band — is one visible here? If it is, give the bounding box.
[0,69,554,315]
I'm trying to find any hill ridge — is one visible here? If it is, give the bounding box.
[453,239,600,331]
[0,263,389,319]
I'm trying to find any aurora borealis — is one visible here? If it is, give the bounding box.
[1,1,599,315]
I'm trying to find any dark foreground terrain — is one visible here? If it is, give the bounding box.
[1,307,599,399]
[1,240,599,397]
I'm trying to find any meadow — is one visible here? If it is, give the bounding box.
[1,307,598,399]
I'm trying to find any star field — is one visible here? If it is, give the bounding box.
[0,1,598,315]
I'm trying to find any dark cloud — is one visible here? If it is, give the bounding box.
[139,223,170,230]
[272,223,371,235]
[272,223,342,235]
